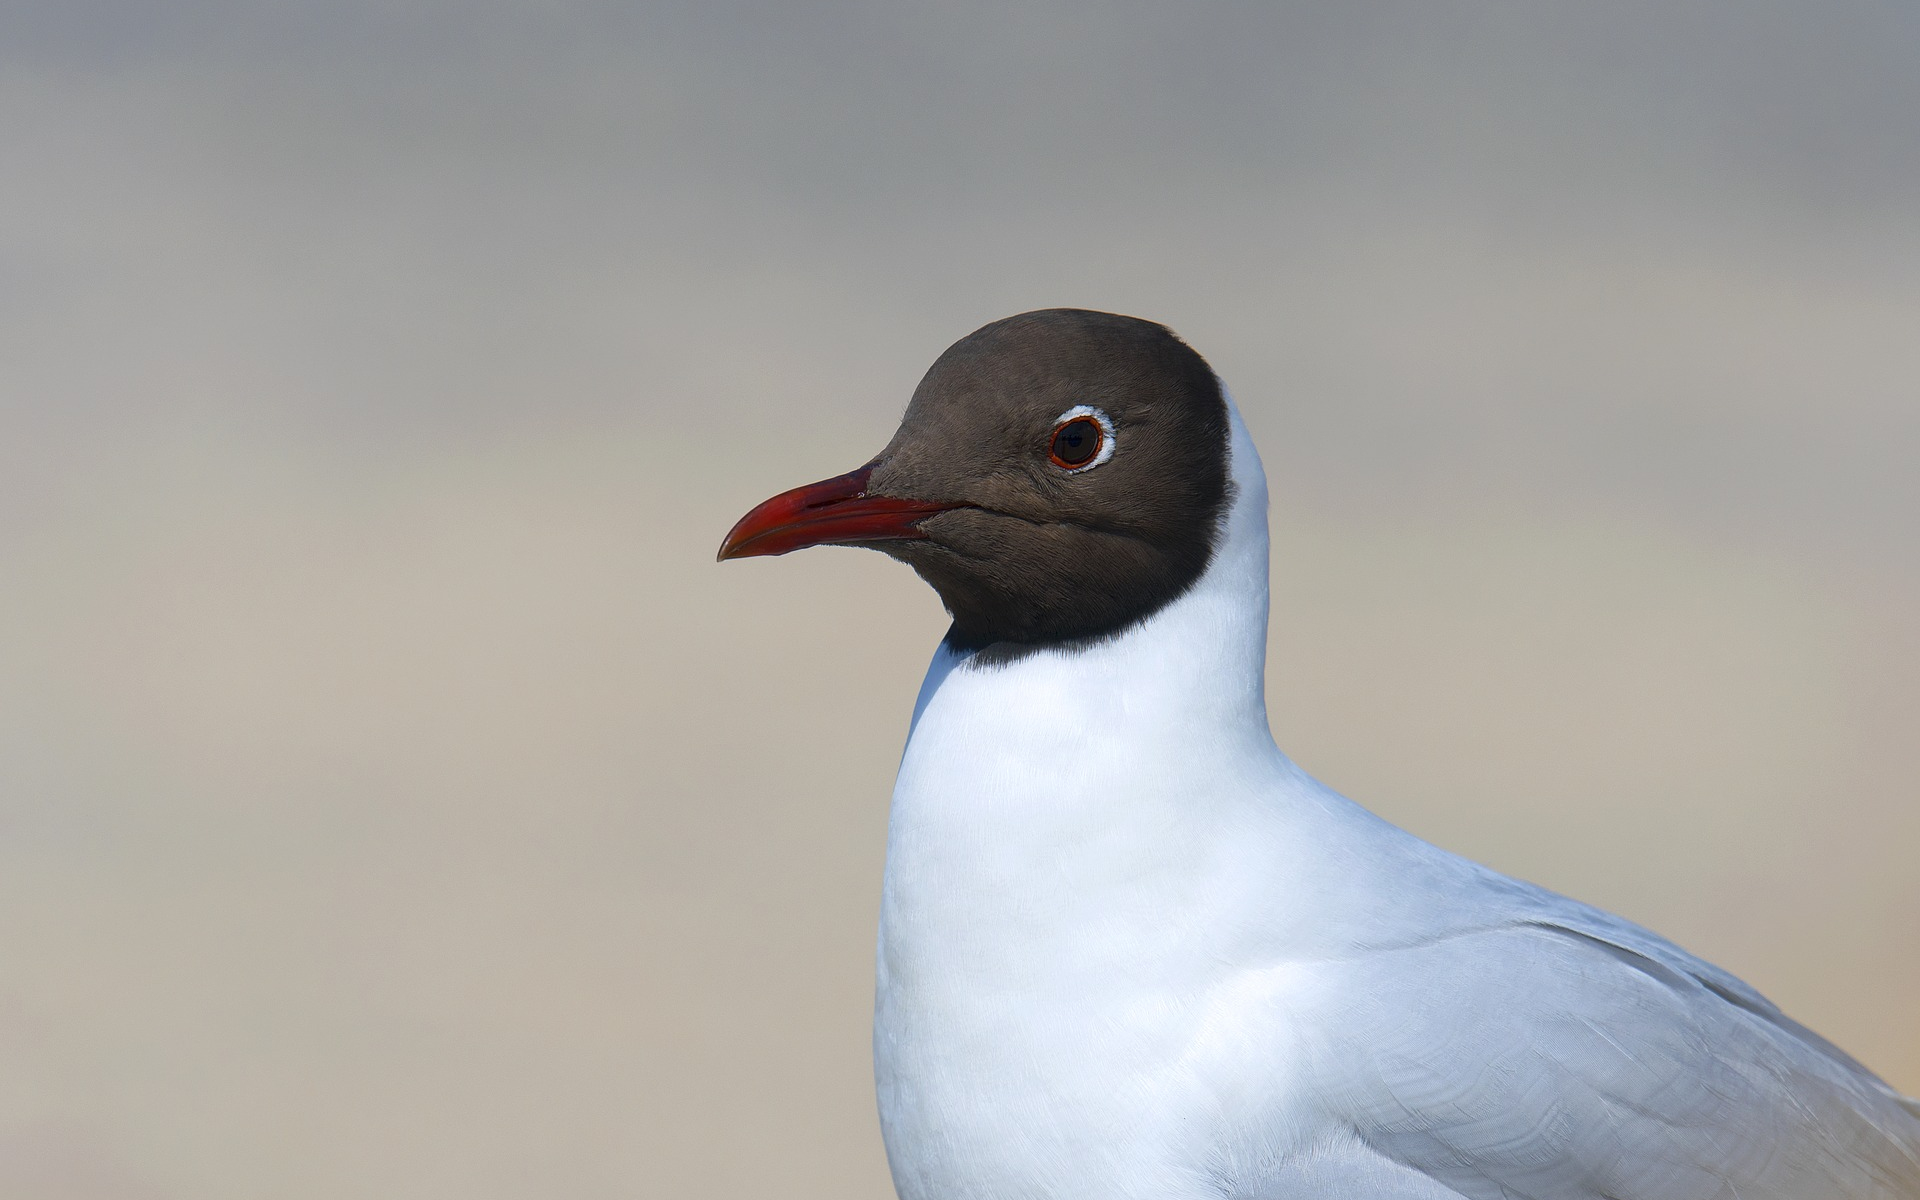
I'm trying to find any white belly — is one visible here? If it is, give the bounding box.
[875,954,1197,1199]
[870,647,1329,1199]
[873,855,1337,1200]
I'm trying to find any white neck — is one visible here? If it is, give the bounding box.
[880,391,1329,985]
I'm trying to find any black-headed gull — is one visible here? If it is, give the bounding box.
[720,309,1920,1199]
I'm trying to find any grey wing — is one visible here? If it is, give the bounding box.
[1260,1132,1471,1198]
[1310,897,1920,1200]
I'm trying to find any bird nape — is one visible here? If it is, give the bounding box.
[720,308,1920,1200]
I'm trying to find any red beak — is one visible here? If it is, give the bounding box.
[716,466,961,561]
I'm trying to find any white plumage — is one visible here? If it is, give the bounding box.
[874,395,1920,1199]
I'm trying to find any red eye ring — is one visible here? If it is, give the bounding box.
[1048,416,1105,470]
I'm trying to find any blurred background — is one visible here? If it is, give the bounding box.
[2,2,1917,1196]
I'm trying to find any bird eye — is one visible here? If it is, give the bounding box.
[1049,419,1101,467]
[1046,405,1116,473]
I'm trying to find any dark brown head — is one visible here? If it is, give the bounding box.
[719,309,1232,651]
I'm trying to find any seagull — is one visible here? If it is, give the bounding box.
[718,309,1920,1199]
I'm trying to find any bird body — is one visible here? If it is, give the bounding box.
[873,400,1920,1198]
[720,311,1920,1198]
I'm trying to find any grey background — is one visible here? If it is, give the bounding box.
[2,4,1916,1197]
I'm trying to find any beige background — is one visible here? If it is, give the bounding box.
[2,4,1917,1197]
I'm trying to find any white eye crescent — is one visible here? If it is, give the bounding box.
[1047,405,1116,473]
